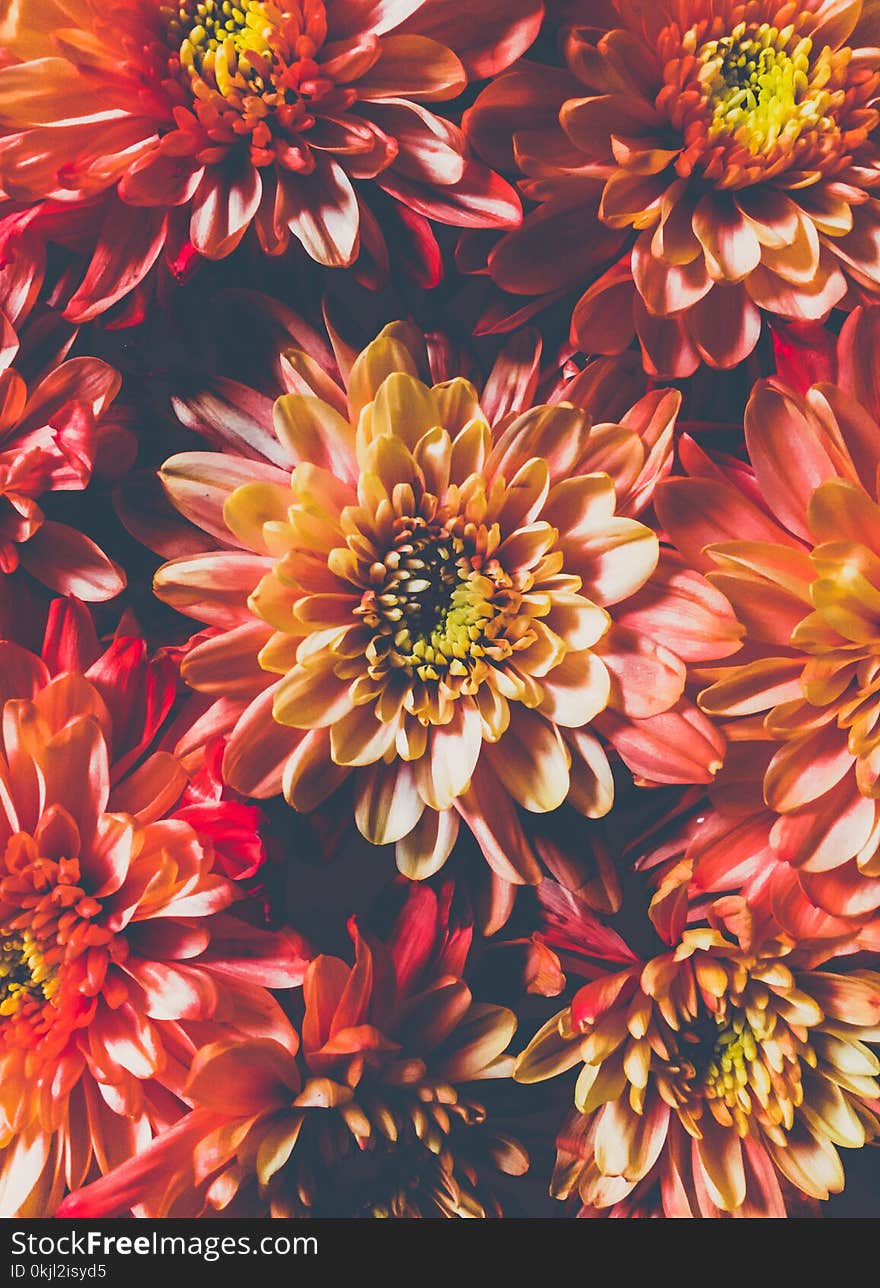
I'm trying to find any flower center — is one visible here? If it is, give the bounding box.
[160,0,334,119]
[703,1016,763,1096]
[164,0,274,72]
[163,0,276,90]
[671,994,813,1139]
[0,931,58,1016]
[0,832,113,1043]
[356,517,522,687]
[700,23,833,154]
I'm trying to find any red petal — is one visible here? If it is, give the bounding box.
[64,201,167,324]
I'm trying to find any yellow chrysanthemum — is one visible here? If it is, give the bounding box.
[152,321,738,911]
[517,901,880,1217]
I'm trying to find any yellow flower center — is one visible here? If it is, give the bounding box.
[357,517,524,689]
[685,1001,814,1139]
[701,23,834,154]
[704,1016,761,1093]
[162,0,275,85]
[0,931,58,1017]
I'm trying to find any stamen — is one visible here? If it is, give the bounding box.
[0,931,58,1016]
[356,519,517,687]
[700,23,834,155]
[163,0,274,79]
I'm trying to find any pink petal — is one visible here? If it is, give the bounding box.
[284,160,360,267]
[18,521,125,601]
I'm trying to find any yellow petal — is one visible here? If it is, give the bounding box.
[565,727,615,818]
[561,518,659,607]
[450,418,491,484]
[354,760,424,845]
[538,651,612,728]
[395,807,459,879]
[248,572,304,634]
[412,424,452,498]
[432,377,484,434]
[544,473,617,536]
[330,702,398,766]
[348,336,419,428]
[273,658,354,728]
[282,727,349,810]
[694,1113,746,1211]
[514,1011,583,1083]
[273,394,357,481]
[486,708,570,813]
[370,371,440,448]
[223,482,293,554]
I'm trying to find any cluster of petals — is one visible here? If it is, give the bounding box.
[0,598,309,1216]
[0,312,130,599]
[0,0,543,321]
[657,307,880,924]
[147,311,738,926]
[515,878,880,1217]
[58,882,526,1218]
[466,0,880,375]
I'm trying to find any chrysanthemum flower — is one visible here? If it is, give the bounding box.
[640,794,880,951]
[656,306,880,922]
[466,0,880,376]
[0,598,308,1216]
[57,882,527,1217]
[0,0,542,322]
[515,881,880,1216]
[0,315,128,599]
[149,320,738,909]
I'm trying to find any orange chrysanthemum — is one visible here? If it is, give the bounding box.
[58,883,527,1218]
[0,599,308,1216]
[0,0,541,321]
[0,314,130,599]
[466,0,880,375]
[515,881,880,1217]
[148,319,738,917]
[657,306,880,923]
[636,793,880,955]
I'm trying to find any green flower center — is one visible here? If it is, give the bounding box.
[701,23,833,154]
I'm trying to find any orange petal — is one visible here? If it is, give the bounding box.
[597,624,685,718]
[764,723,854,813]
[455,759,542,883]
[154,552,269,628]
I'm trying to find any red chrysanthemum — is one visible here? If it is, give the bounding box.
[0,0,543,321]
[58,882,527,1218]
[0,597,309,1215]
[466,0,880,375]
[0,312,131,599]
[636,793,880,954]
[656,306,880,924]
